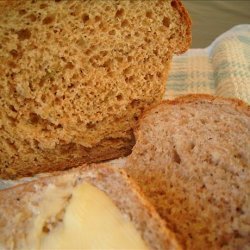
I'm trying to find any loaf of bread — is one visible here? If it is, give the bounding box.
[0,164,181,250]
[126,94,250,250]
[0,0,191,179]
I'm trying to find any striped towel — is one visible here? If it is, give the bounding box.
[165,25,250,104]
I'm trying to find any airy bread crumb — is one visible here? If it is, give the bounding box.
[0,0,191,179]
[126,94,250,250]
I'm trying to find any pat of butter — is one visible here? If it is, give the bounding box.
[40,182,148,249]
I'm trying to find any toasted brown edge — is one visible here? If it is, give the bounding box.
[1,135,135,180]
[134,94,250,135]
[171,0,192,54]
[0,164,182,250]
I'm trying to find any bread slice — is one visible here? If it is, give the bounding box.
[126,94,250,250]
[0,164,181,250]
[0,0,191,179]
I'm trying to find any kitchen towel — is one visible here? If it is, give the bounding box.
[166,25,250,104]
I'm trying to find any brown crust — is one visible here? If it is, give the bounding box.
[134,94,250,139]
[172,0,192,54]
[0,164,182,250]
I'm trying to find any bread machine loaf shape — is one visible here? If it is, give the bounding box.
[0,0,191,178]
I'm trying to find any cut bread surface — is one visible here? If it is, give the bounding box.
[126,94,250,250]
[0,164,181,250]
[0,0,191,179]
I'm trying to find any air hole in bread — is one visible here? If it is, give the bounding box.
[86,122,96,129]
[55,97,61,105]
[56,124,63,129]
[40,4,48,9]
[121,19,129,27]
[97,21,103,29]
[6,116,17,125]
[173,149,181,164]
[162,17,170,28]
[115,8,124,18]
[127,56,132,62]
[134,31,140,37]
[85,49,92,56]
[116,57,123,63]
[28,81,35,92]
[6,139,18,151]
[9,49,18,58]
[171,0,178,8]
[82,14,90,23]
[19,9,27,15]
[103,59,112,68]
[43,16,55,25]
[41,94,46,102]
[146,11,153,19]
[100,50,108,57]
[29,113,40,124]
[123,67,131,76]
[234,153,244,160]
[95,16,101,22]
[131,99,140,108]
[153,49,159,56]
[133,115,139,121]
[105,5,111,11]
[38,77,46,87]
[8,61,16,69]
[156,72,162,78]
[27,14,37,22]
[65,62,74,69]
[125,34,131,39]
[68,82,75,89]
[125,76,134,83]
[17,29,31,41]
[236,207,243,214]
[200,119,206,125]
[190,142,195,150]
[42,223,50,233]
[9,105,17,113]
[108,30,116,35]
[116,94,123,101]
[144,74,153,81]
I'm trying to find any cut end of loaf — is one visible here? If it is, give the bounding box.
[0,0,191,178]
[127,94,250,250]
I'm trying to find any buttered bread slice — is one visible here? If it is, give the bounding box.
[0,165,181,250]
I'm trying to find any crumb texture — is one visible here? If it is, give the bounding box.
[126,95,250,250]
[0,165,181,250]
[0,0,190,178]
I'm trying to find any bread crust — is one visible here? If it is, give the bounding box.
[0,164,182,250]
[136,94,250,132]
[0,136,135,179]
[171,0,192,53]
